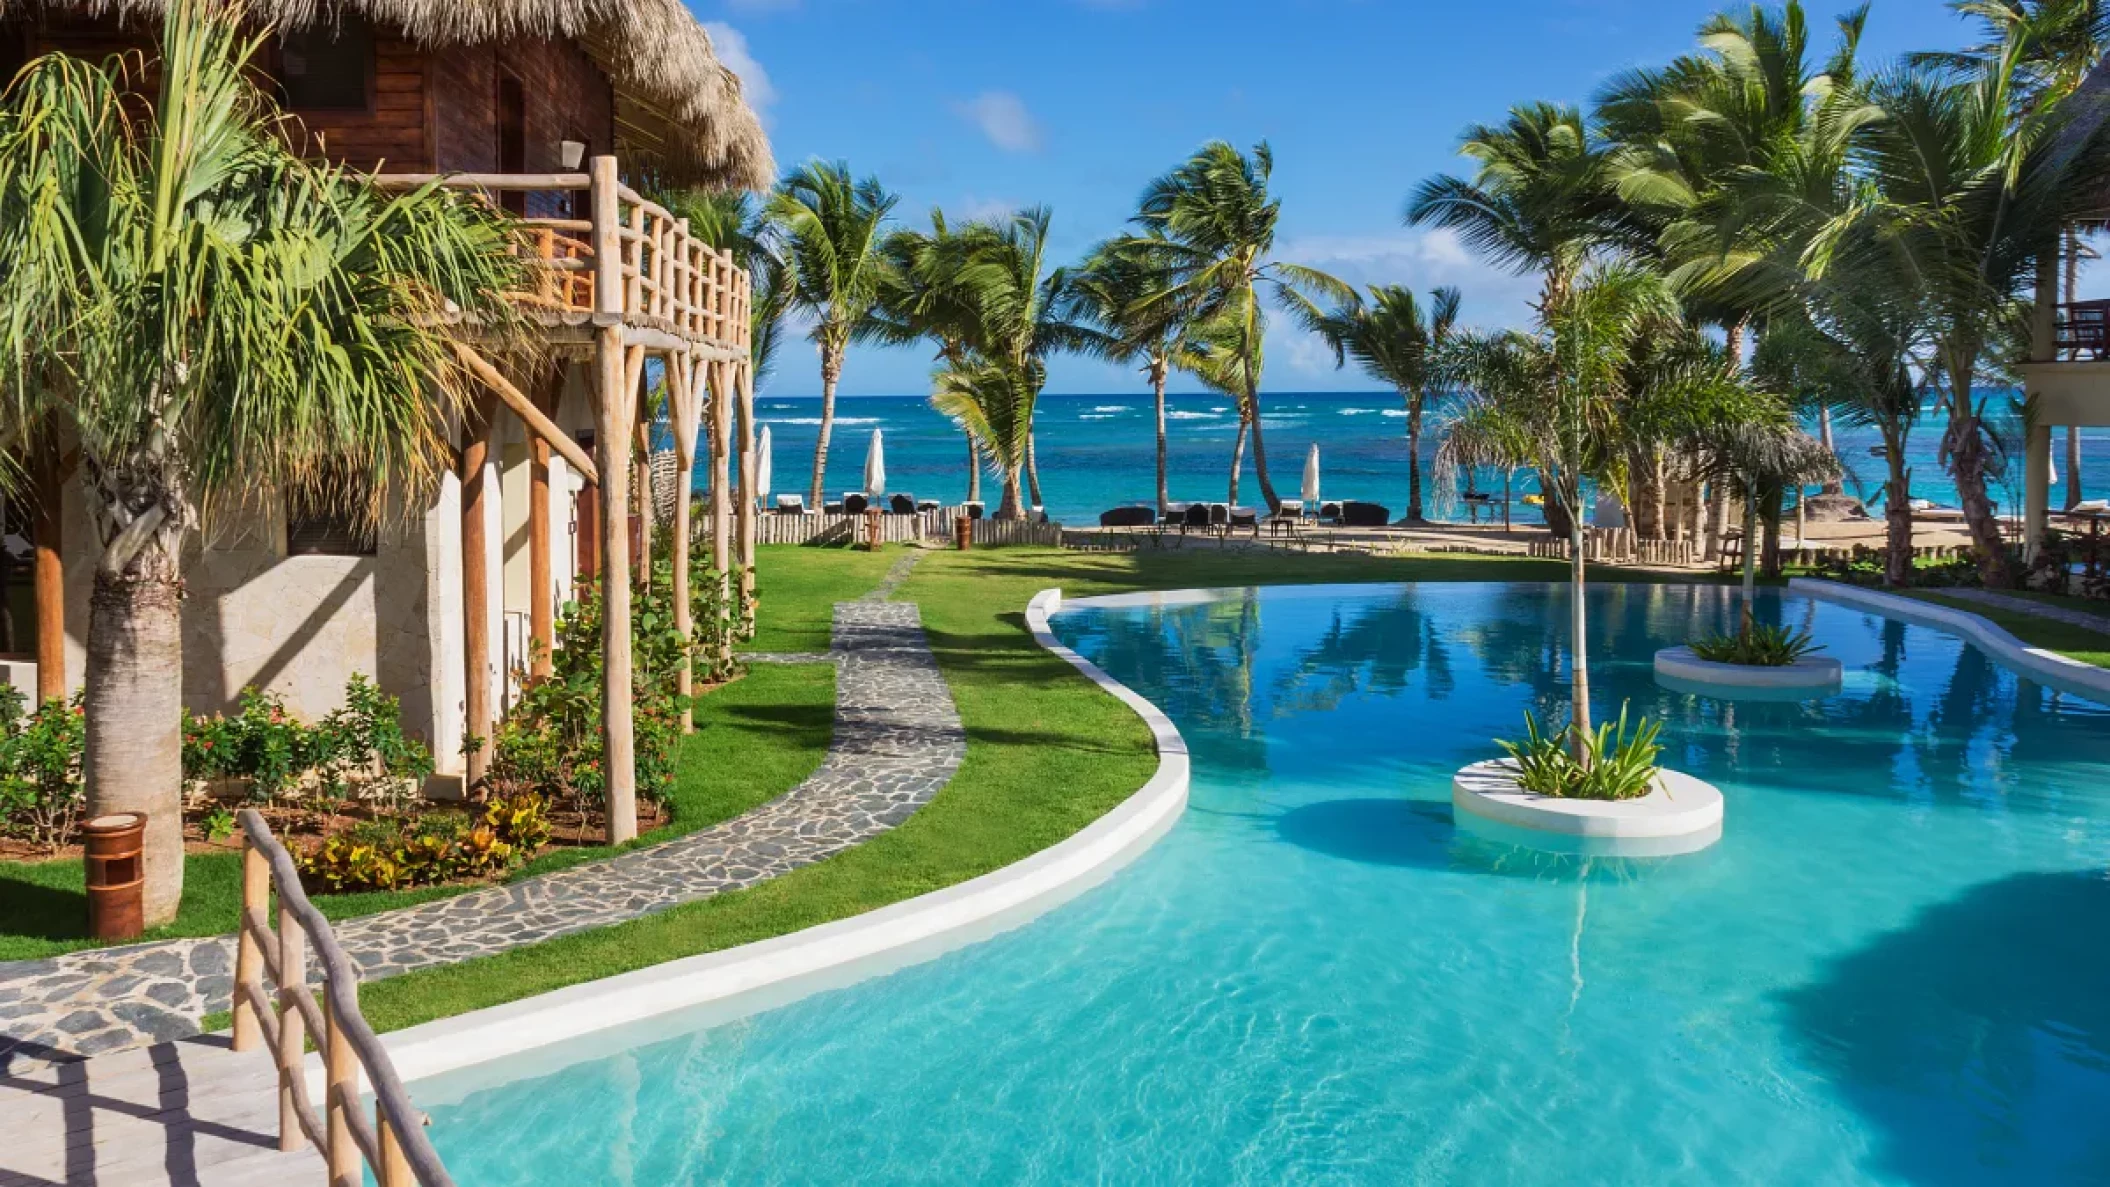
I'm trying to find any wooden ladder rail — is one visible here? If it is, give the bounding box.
[229,810,455,1187]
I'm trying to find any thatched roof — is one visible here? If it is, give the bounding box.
[16,0,774,190]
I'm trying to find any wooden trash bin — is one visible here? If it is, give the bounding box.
[83,811,148,941]
[954,515,972,552]
[864,507,884,551]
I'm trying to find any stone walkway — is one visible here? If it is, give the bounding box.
[0,587,962,1071]
[1936,588,2110,636]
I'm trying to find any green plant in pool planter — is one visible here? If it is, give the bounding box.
[1690,623,1822,667]
[1496,703,1664,801]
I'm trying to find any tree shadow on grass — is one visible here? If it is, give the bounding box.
[1777,870,2110,1186]
[0,870,89,948]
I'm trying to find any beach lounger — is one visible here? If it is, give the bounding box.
[1229,507,1260,537]
[774,495,811,516]
[843,493,869,515]
[1340,501,1390,527]
[917,499,941,513]
[963,500,986,520]
[1318,501,1344,525]
[889,494,918,515]
[1180,503,1213,536]
[1099,506,1157,528]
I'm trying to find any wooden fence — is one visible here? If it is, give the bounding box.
[231,811,453,1187]
[1528,531,1697,566]
[749,508,1072,548]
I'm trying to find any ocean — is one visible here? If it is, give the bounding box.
[705,390,2108,526]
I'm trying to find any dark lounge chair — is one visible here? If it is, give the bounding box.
[842,493,869,515]
[774,495,810,516]
[1099,506,1157,528]
[889,493,917,515]
[963,501,986,520]
[1228,507,1259,536]
[1318,501,1344,525]
[1340,501,1390,527]
[1181,503,1213,535]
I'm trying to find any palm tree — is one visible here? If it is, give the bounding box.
[1131,142,1349,511]
[1068,235,1191,513]
[932,359,1039,518]
[0,0,526,922]
[875,212,987,503]
[768,162,897,507]
[672,190,794,387]
[1438,264,1681,757]
[1301,286,1462,521]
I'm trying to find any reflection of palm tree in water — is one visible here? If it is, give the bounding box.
[1270,587,1455,715]
[1064,593,1267,758]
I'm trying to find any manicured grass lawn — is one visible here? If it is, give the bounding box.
[0,662,834,963]
[352,545,1720,1032]
[744,543,902,653]
[1903,591,2110,670]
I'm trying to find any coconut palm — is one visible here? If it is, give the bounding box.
[875,212,989,503]
[1300,286,1462,521]
[931,358,1039,519]
[670,190,793,387]
[768,162,897,507]
[1068,235,1191,513]
[1131,142,1349,512]
[1698,418,1838,612]
[1823,35,2110,587]
[0,0,527,922]
[1438,263,1681,756]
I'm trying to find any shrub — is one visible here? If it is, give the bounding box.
[0,689,86,851]
[183,676,432,805]
[1689,623,1822,667]
[292,795,545,894]
[1495,703,1663,801]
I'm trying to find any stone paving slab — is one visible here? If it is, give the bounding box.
[0,596,962,1072]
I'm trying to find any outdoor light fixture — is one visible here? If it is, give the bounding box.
[559,140,587,170]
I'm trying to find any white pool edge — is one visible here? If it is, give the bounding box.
[1789,578,2110,702]
[355,586,1189,1094]
[1652,645,1843,689]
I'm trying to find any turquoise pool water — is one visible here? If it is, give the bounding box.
[416,583,2110,1185]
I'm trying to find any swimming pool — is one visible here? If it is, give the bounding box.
[415,582,2110,1185]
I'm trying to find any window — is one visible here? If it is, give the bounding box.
[496,74,527,214]
[278,17,373,112]
[286,485,376,557]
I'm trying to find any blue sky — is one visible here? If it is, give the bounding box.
[698,0,2000,397]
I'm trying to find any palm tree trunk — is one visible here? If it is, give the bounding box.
[2066,426,2083,511]
[1152,360,1170,515]
[1759,484,1783,579]
[1227,419,1247,506]
[965,433,981,504]
[1943,365,2013,588]
[1404,392,1425,522]
[1026,431,1044,511]
[1818,407,1843,496]
[1740,478,1759,635]
[997,468,1026,520]
[1247,397,1280,514]
[1541,473,1573,538]
[1566,506,1592,764]
[1706,480,1730,561]
[84,524,186,927]
[809,347,840,508]
[1883,423,1914,588]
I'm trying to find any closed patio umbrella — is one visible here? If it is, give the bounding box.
[754,425,773,508]
[864,429,887,498]
[1302,444,1320,507]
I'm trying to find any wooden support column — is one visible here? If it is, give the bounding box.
[708,361,733,671]
[528,368,557,678]
[29,444,65,703]
[668,357,703,732]
[735,361,758,637]
[459,388,500,789]
[629,349,653,590]
[2026,248,2059,563]
[590,153,638,843]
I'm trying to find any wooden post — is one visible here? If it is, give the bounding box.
[323,994,358,1187]
[378,1113,414,1187]
[29,445,64,703]
[460,389,500,789]
[669,358,701,732]
[628,347,651,591]
[276,898,306,1153]
[528,371,556,678]
[590,156,622,324]
[708,361,733,671]
[594,328,639,844]
[231,838,266,1052]
[2026,248,2058,563]
[735,361,757,637]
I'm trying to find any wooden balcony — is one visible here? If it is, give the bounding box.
[373,157,751,362]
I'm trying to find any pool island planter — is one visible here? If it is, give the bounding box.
[1653,645,1842,693]
[1451,758,1724,854]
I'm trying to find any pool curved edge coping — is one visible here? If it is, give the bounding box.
[1653,645,1844,690]
[1789,577,2110,702]
[334,587,1190,1101]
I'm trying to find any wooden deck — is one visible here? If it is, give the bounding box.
[0,1037,322,1186]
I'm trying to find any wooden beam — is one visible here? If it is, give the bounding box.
[736,362,757,637]
[669,359,702,732]
[708,360,733,673]
[460,390,500,789]
[30,444,64,703]
[451,343,598,484]
[596,326,638,844]
[528,368,557,679]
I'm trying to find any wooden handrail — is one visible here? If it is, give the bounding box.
[230,810,455,1187]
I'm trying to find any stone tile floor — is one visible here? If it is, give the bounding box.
[0,559,959,1072]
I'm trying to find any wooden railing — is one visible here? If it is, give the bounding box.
[230,810,453,1187]
[372,157,751,359]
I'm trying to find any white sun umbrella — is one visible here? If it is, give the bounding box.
[1301,443,1321,507]
[754,425,773,509]
[864,429,887,499]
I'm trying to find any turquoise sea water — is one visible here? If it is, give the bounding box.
[415,583,2110,1185]
[710,391,2110,524]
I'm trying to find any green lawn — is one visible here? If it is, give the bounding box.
[1901,590,2110,669]
[351,545,1721,1032]
[744,543,902,653]
[0,662,834,963]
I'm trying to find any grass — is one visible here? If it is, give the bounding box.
[0,662,835,963]
[745,543,902,653]
[350,544,1721,1032]
[1898,590,2110,669]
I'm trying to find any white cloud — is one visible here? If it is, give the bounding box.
[952,91,1043,153]
[702,22,775,117]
